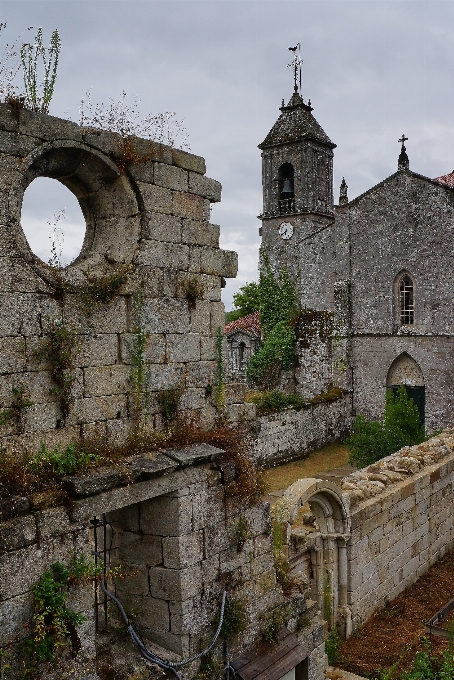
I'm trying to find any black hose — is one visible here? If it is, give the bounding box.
[93,552,228,678]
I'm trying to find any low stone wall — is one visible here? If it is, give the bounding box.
[0,444,326,680]
[252,393,351,467]
[341,430,454,629]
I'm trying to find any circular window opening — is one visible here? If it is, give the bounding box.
[21,177,86,267]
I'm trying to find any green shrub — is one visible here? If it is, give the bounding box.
[245,389,304,414]
[384,385,425,445]
[347,385,426,468]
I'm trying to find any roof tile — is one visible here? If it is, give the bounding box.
[224,311,261,337]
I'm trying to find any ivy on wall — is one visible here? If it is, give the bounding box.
[246,258,298,388]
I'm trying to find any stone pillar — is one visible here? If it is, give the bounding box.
[337,536,352,638]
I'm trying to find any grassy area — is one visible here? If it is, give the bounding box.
[262,443,351,492]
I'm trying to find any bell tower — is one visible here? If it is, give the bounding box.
[258,61,337,310]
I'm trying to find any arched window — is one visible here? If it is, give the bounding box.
[399,273,414,325]
[278,163,294,200]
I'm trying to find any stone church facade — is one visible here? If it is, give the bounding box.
[258,88,454,433]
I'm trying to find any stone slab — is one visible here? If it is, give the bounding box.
[164,443,224,465]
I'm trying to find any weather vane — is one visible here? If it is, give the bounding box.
[288,43,303,93]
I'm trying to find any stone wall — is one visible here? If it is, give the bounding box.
[340,430,454,629]
[252,393,351,467]
[0,445,326,679]
[0,103,237,453]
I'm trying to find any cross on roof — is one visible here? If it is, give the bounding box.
[398,134,408,147]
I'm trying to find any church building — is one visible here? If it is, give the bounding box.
[257,77,454,433]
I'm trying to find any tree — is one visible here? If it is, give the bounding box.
[347,385,426,468]
[225,281,260,322]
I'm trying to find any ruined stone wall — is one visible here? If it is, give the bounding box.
[0,103,237,452]
[252,394,351,467]
[340,430,454,630]
[0,446,325,679]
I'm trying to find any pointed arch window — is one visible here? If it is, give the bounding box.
[399,273,414,325]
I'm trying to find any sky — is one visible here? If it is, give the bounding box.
[4,0,454,309]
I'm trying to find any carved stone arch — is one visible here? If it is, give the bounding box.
[272,479,352,636]
[387,352,425,424]
[16,140,141,275]
[387,352,424,388]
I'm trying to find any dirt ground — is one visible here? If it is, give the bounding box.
[338,547,454,679]
[262,443,350,492]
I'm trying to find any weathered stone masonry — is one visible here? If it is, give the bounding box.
[342,430,454,630]
[273,431,454,641]
[0,105,328,679]
[0,102,237,452]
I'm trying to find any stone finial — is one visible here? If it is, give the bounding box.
[398,133,409,170]
[339,177,348,206]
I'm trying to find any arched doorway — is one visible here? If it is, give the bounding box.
[271,479,351,637]
[387,353,425,424]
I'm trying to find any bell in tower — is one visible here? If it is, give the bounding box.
[259,90,336,218]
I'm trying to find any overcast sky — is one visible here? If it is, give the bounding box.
[4,0,454,308]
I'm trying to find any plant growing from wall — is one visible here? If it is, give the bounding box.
[325,627,342,666]
[183,276,204,310]
[271,519,296,595]
[36,319,78,419]
[0,385,33,429]
[233,517,252,551]
[260,605,292,648]
[24,561,86,666]
[20,27,61,113]
[245,389,304,414]
[158,384,184,425]
[47,260,131,310]
[79,90,190,154]
[220,597,248,641]
[81,264,132,313]
[29,442,99,476]
[215,326,225,410]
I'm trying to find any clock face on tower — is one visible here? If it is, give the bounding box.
[279,221,294,240]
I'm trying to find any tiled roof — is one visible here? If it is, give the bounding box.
[259,91,335,150]
[224,311,261,337]
[434,171,454,188]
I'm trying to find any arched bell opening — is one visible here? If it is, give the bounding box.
[387,352,425,425]
[279,162,295,200]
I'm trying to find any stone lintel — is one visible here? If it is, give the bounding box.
[68,444,224,521]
